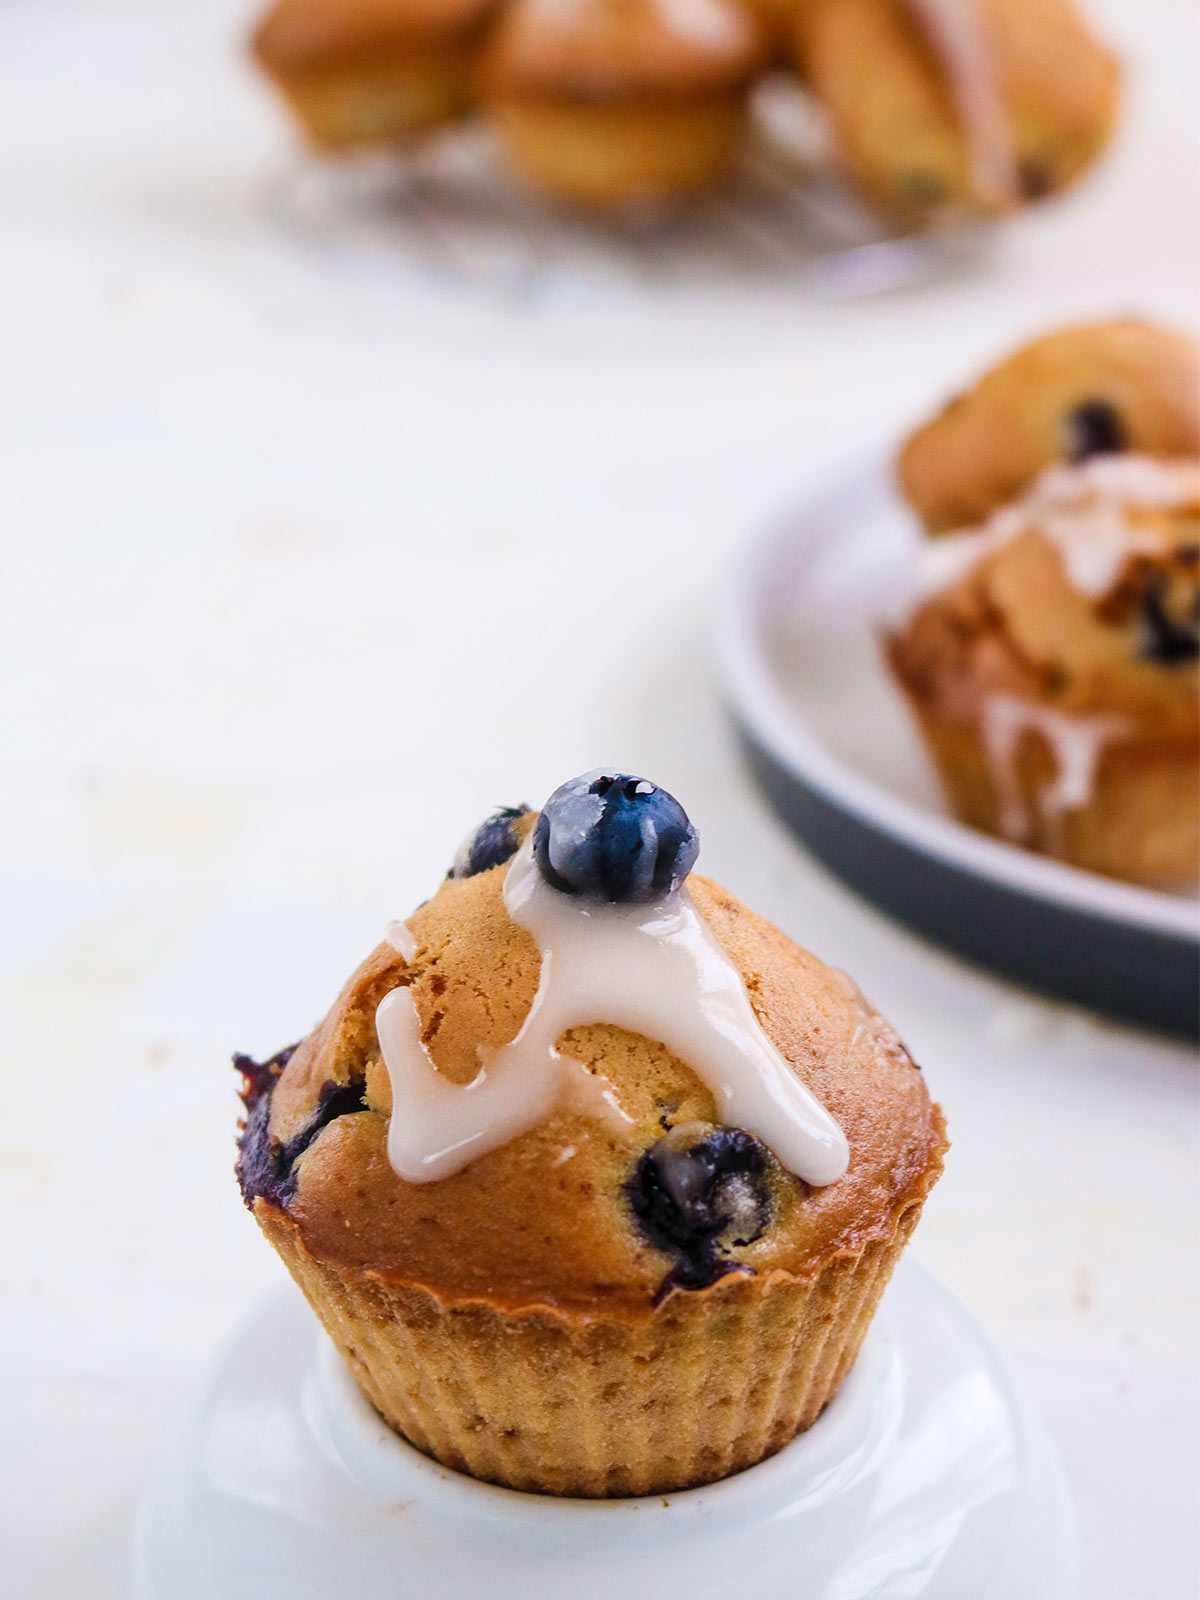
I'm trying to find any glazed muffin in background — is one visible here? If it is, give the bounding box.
[236,773,946,1497]
[888,321,1200,889]
[793,0,1121,224]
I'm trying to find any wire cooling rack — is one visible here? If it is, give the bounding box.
[270,81,994,300]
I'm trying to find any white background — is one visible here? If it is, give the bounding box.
[1,1,1197,1596]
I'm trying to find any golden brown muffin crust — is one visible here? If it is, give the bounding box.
[898,320,1200,534]
[255,866,944,1317]
[253,0,500,69]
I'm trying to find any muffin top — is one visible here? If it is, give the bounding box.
[897,320,1200,534]
[891,455,1200,734]
[481,0,768,102]
[237,773,944,1318]
[253,0,500,69]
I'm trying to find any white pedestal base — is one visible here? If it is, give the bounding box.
[134,1263,1075,1599]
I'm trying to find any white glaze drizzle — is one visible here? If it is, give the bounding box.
[376,840,849,1186]
[899,0,1017,207]
[982,695,1129,848]
[914,455,1200,606]
[384,920,416,961]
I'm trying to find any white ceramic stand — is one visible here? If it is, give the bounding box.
[133,1263,1076,1599]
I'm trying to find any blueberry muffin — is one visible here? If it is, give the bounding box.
[793,0,1120,222]
[236,772,946,1496]
[251,0,498,151]
[888,325,1200,888]
[479,0,768,209]
[899,320,1200,534]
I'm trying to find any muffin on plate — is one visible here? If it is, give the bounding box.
[793,0,1121,222]
[479,0,769,208]
[252,0,498,151]
[236,771,946,1496]
[888,322,1200,888]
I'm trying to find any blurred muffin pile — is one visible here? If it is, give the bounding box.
[888,320,1200,889]
[249,0,1121,213]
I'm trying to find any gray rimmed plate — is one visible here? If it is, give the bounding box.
[717,462,1199,1038]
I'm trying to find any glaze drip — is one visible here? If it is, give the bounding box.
[982,695,1128,849]
[385,920,416,960]
[915,455,1200,605]
[900,0,1017,208]
[376,840,849,1186]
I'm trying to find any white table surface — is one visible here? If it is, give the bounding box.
[1,1,1197,1596]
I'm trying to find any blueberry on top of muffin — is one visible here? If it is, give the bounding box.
[532,770,698,902]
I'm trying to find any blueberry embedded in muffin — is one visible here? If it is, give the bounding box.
[233,1043,296,1209]
[449,804,532,879]
[1136,559,1200,665]
[628,1122,776,1297]
[1017,154,1056,201]
[1068,398,1129,461]
[235,1046,369,1209]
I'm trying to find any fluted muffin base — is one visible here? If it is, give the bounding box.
[258,1194,924,1498]
[133,1262,1076,1599]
